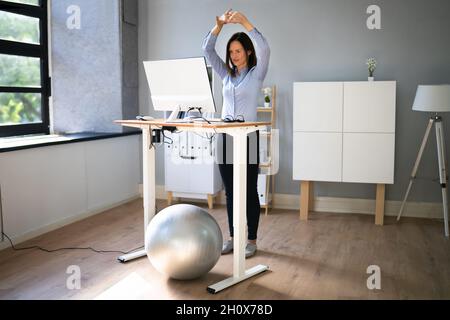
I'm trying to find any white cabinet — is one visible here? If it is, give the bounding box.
[293,81,396,225]
[293,81,396,184]
[164,131,222,207]
[257,85,278,215]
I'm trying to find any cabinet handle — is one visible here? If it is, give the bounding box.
[180,156,197,160]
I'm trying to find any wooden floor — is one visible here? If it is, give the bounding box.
[0,198,449,300]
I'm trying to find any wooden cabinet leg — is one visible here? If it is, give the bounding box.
[375,184,385,225]
[300,181,311,221]
[167,191,173,206]
[207,194,214,209]
[309,181,315,211]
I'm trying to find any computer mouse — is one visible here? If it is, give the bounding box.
[136,116,154,121]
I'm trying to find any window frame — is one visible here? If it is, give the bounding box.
[0,0,50,138]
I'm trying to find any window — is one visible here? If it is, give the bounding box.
[0,0,50,137]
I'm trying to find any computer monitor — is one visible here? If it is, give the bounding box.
[143,57,216,121]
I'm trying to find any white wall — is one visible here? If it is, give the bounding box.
[0,135,140,248]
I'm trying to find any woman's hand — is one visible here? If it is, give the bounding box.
[228,11,254,32]
[228,11,247,25]
[216,9,232,28]
[212,9,232,35]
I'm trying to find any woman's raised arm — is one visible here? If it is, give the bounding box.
[201,10,232,80]
[228,11,270,80]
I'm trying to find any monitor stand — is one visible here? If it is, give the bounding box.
[165,106,206,123]
[166,106,181,122]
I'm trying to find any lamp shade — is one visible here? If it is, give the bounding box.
[412,84,450,112]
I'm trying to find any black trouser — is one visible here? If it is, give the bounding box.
[217,132,260,240]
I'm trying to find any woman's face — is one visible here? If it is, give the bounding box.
[229,40,251,71]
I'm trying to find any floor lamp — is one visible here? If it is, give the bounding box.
[397,85,450,237]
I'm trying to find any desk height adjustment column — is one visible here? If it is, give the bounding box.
[118,127,155,263]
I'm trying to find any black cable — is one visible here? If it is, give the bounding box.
[223,114,245,123]
[194,119,218,148]
[1,203,161,255]
[192,131,215,140]
[186,107,203,117]
[199,116,212,125]
[189,116,220,137]
[161,130,173,145]
[1,231,144,255]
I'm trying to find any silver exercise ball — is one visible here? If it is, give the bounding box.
[145,204,222,280]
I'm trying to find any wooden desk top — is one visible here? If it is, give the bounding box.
[115,119,271,129]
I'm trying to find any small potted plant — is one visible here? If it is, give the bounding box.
[366,58,377,81]
[262,87,272,108]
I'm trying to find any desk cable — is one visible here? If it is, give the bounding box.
[0,204,162,255]
[0,231,144,255]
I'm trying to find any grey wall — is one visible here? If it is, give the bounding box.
[138,0,450,203]
[52,0,138,134]
[121,0,139,127]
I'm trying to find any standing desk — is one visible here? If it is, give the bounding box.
[115,119,271,293]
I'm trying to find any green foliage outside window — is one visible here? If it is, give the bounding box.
[0,8,42,125]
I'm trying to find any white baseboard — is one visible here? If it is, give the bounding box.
[273,194,443,219]
[0,194,141,251]
[144,184,444,220]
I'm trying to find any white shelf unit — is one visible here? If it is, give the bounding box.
[293,81,396,224]
[257,85,277,215]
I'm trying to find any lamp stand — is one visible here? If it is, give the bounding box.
[397,115,449,237]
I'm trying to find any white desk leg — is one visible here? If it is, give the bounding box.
[207,130,268,294]
[233,132,247,277]
[118,128,156,262]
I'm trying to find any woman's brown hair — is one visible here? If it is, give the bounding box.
[226,32,257,77]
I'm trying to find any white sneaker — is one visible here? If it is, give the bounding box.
[221,239,233,254]
[245,243,257,258]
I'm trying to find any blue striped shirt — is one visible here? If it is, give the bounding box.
[202,28,270,122]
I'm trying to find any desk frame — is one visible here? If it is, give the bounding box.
[115,120,271,293]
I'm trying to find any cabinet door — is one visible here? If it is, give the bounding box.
[293,82,343,132]
[293,132,342,182]
[165,143,190,192]
[343,133,395,184]
[188,162,214,194]
[343,81,396,133]
[188,133,221,194]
